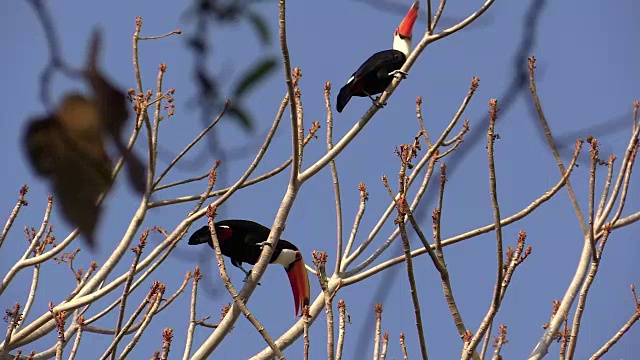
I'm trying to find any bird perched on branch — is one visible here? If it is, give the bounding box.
[336,0,419,113]
[188,219,310,317]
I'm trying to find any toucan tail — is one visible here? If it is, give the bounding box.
[336,83,354,113]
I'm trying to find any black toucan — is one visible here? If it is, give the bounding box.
[188,219,311,317]
[336,0,419,113]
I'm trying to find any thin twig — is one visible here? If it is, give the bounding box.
[346,146,438,278]
[499,232,530,302]
[441,119,470,147]
[605,142,638,226]
[380,332,389,360]
[426,0,433,35]
[278,0,300,180]
[183,267,201,360]
[132,17,144,93]
[343,76,479,273]
[189,162,221,217]
[528,56,588,235]
[0,185,29,250]
[590,285,640,359]
[149,115,323,208]
[530,102,640,359]
[160,328,173,360]
[117,285,165,360]
[53,308,65,360]
[341,183,369,270]
[157,272,191,314]
[383,139,428,360]
[336,300,347,360]
[408,163,478,360]
[293,71,304,172]
[400,333,408,360]
[480,324,492,360]
[153,101,229,189]
[587,139,599,262]
[0,304,22,358]
[0,195,53,297]
[99,283,163,360]
[303,306,310,360]
[110,230,149,360]
[430,0,447,33]
[139,30,182,41]
[631,100,640,132]
[559,313,569,360]
[464,100,505,358]
[566,226,613,358]
[324,82,344,274]
[595,154,616,219]
[16,264,41,333]
[313,251,335,360]
[596,123,640,229]
[67,317,84,360]
[205,208,285,359]
[490,324,508,360]
[415,97,431,146]
[373,304,383,360]
[345,140,582,286]
[154,173,209,191]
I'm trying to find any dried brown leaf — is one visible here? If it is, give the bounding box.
[86,30,146,195]
[24,94,113,249]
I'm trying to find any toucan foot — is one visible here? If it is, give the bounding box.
[242,270,262,286]
[373,96,387,109]
[388,70,408,79]
[255,241,273,249]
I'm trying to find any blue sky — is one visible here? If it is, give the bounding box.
[1,0,639,359]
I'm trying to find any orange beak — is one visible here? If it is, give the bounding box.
[286,252,310,317]
[397,0,420,38]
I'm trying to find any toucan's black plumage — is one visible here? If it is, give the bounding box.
[336,0,419,113]
[336,50,407,113]
[188,219,310,317]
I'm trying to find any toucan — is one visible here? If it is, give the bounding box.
[188,219,311,317]
[336,0,419,113]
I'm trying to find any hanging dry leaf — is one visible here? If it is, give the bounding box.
[24,94,113,248]
[86,30,147,195]
[22,29,147,250]
[24,116,59,176]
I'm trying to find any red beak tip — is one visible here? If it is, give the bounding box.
[287,258,310,320]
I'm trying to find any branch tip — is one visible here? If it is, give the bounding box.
[470,77,480,92]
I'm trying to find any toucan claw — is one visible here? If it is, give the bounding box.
[373,96,387,109]
[241,270,262,286]
[255,241,273,249]
[389,69,408,79]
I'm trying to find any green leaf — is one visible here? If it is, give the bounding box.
[231,57,277,99]
[245,10,271,46]
[227,105,254,132]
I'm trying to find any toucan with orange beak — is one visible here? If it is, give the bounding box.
[188,219,310,317]
[336,0,419,113]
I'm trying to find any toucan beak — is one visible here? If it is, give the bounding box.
[188,226,211,245]
[397,0,420,38]
[286,252,310,317]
